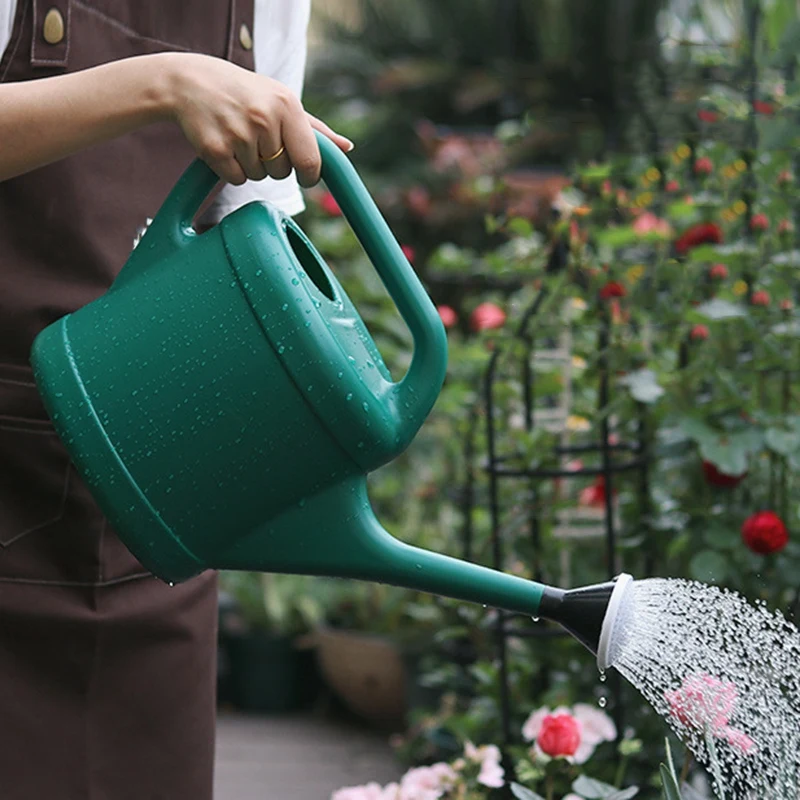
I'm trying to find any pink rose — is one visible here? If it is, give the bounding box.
[522,704,616,764]
[665,673,756,756]
[538,713,580,757]
[666,673,736,731]
[320,192,343,217]
[437,305,458,329]
[399,763,456,800]
[633,211,672,238]
[470,302,506,332]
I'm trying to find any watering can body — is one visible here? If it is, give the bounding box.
[30,133,567,630]
[31,133,447,583]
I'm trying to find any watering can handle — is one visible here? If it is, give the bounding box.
[315,132,448,445]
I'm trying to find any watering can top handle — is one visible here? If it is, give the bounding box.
[314,132,447,433]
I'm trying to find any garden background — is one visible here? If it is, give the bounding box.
[216,1,800,797]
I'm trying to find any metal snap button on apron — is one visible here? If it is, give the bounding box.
[42,8,65,45]
[239,23,253,50]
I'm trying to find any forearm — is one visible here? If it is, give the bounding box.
[0,53,175,181]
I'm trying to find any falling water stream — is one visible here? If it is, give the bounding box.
[609,578,800,798]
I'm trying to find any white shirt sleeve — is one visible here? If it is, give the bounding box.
[203,0,311,222]
[0,0,16,58]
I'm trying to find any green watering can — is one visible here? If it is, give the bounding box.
[31,132,633,669]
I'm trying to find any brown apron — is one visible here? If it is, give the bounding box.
[0,2,255,797]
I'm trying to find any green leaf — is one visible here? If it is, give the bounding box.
[689,550,729,584]
[694,299,746,320]
[510,783,546,800]
[765,425,800,456]
[698,433,753,476]
[660,764,683,800]
[619,369,665,404]
[594,225,639,248]
[580,163,612,181]
[765,0,795,51]
[704,525,737,551]
[572,775,622,798]
[686,244,722,263]
[507,217,534,237]
[678,416,715,444]
[666,201,698,220]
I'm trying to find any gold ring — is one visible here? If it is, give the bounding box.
[261,145,286,162]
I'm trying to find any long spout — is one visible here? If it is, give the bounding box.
[216,476,634,667]
[373,533,633,667]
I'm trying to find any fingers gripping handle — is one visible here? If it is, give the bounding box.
[315,132,448,447]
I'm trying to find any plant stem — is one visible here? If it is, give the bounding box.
[614,754,629,787]
[680,751,694,783]
[546,772,554,800]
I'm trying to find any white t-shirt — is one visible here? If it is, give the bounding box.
[0,0,309,219]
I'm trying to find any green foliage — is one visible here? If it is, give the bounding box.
[305,0,800,795]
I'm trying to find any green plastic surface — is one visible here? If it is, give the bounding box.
[30,131,546,618]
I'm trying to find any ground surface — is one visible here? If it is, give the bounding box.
[214,711,401,800]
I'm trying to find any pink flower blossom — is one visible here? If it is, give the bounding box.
[633,212,672,238]
[522,704,616,764]
[464,742,504,788]
[399,763,456,800]
[538,713,580,757]
[720,726,756,754]
[437,305,458,329]
[666,673,736,731]
[664,673,756,755]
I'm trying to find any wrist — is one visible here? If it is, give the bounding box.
[140,52,186,124]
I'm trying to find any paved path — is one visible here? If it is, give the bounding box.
[215,712,401,800]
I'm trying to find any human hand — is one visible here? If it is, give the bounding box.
[162,53,353,187]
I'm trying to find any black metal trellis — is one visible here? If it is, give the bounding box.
[461,288,651,789]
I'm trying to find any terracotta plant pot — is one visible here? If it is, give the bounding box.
[314,627,407,728]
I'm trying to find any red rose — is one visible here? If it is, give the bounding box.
[401,244,416,263]
[709,263,729,280]
[579,476,614,508]
[599,281,626,300]
[470,302,506,332]
[702,461,745,488]
[778,170,793,187]
[537,713,581,758]
[778,219,793,235]
[437,305,458,329]
[753,100,775,115]
[697,109,719,123]
[750,213,769,232]
[675,223,723,255]
[320,192,342,217]
[665,179,680,193]
[690,324,710,341]
[781,299,794,312]
[742,511,788,554]
[694,157,714,175]
[751,290,770,307]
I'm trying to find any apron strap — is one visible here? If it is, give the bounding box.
[225,0,255,69]
[31,0,71,68]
